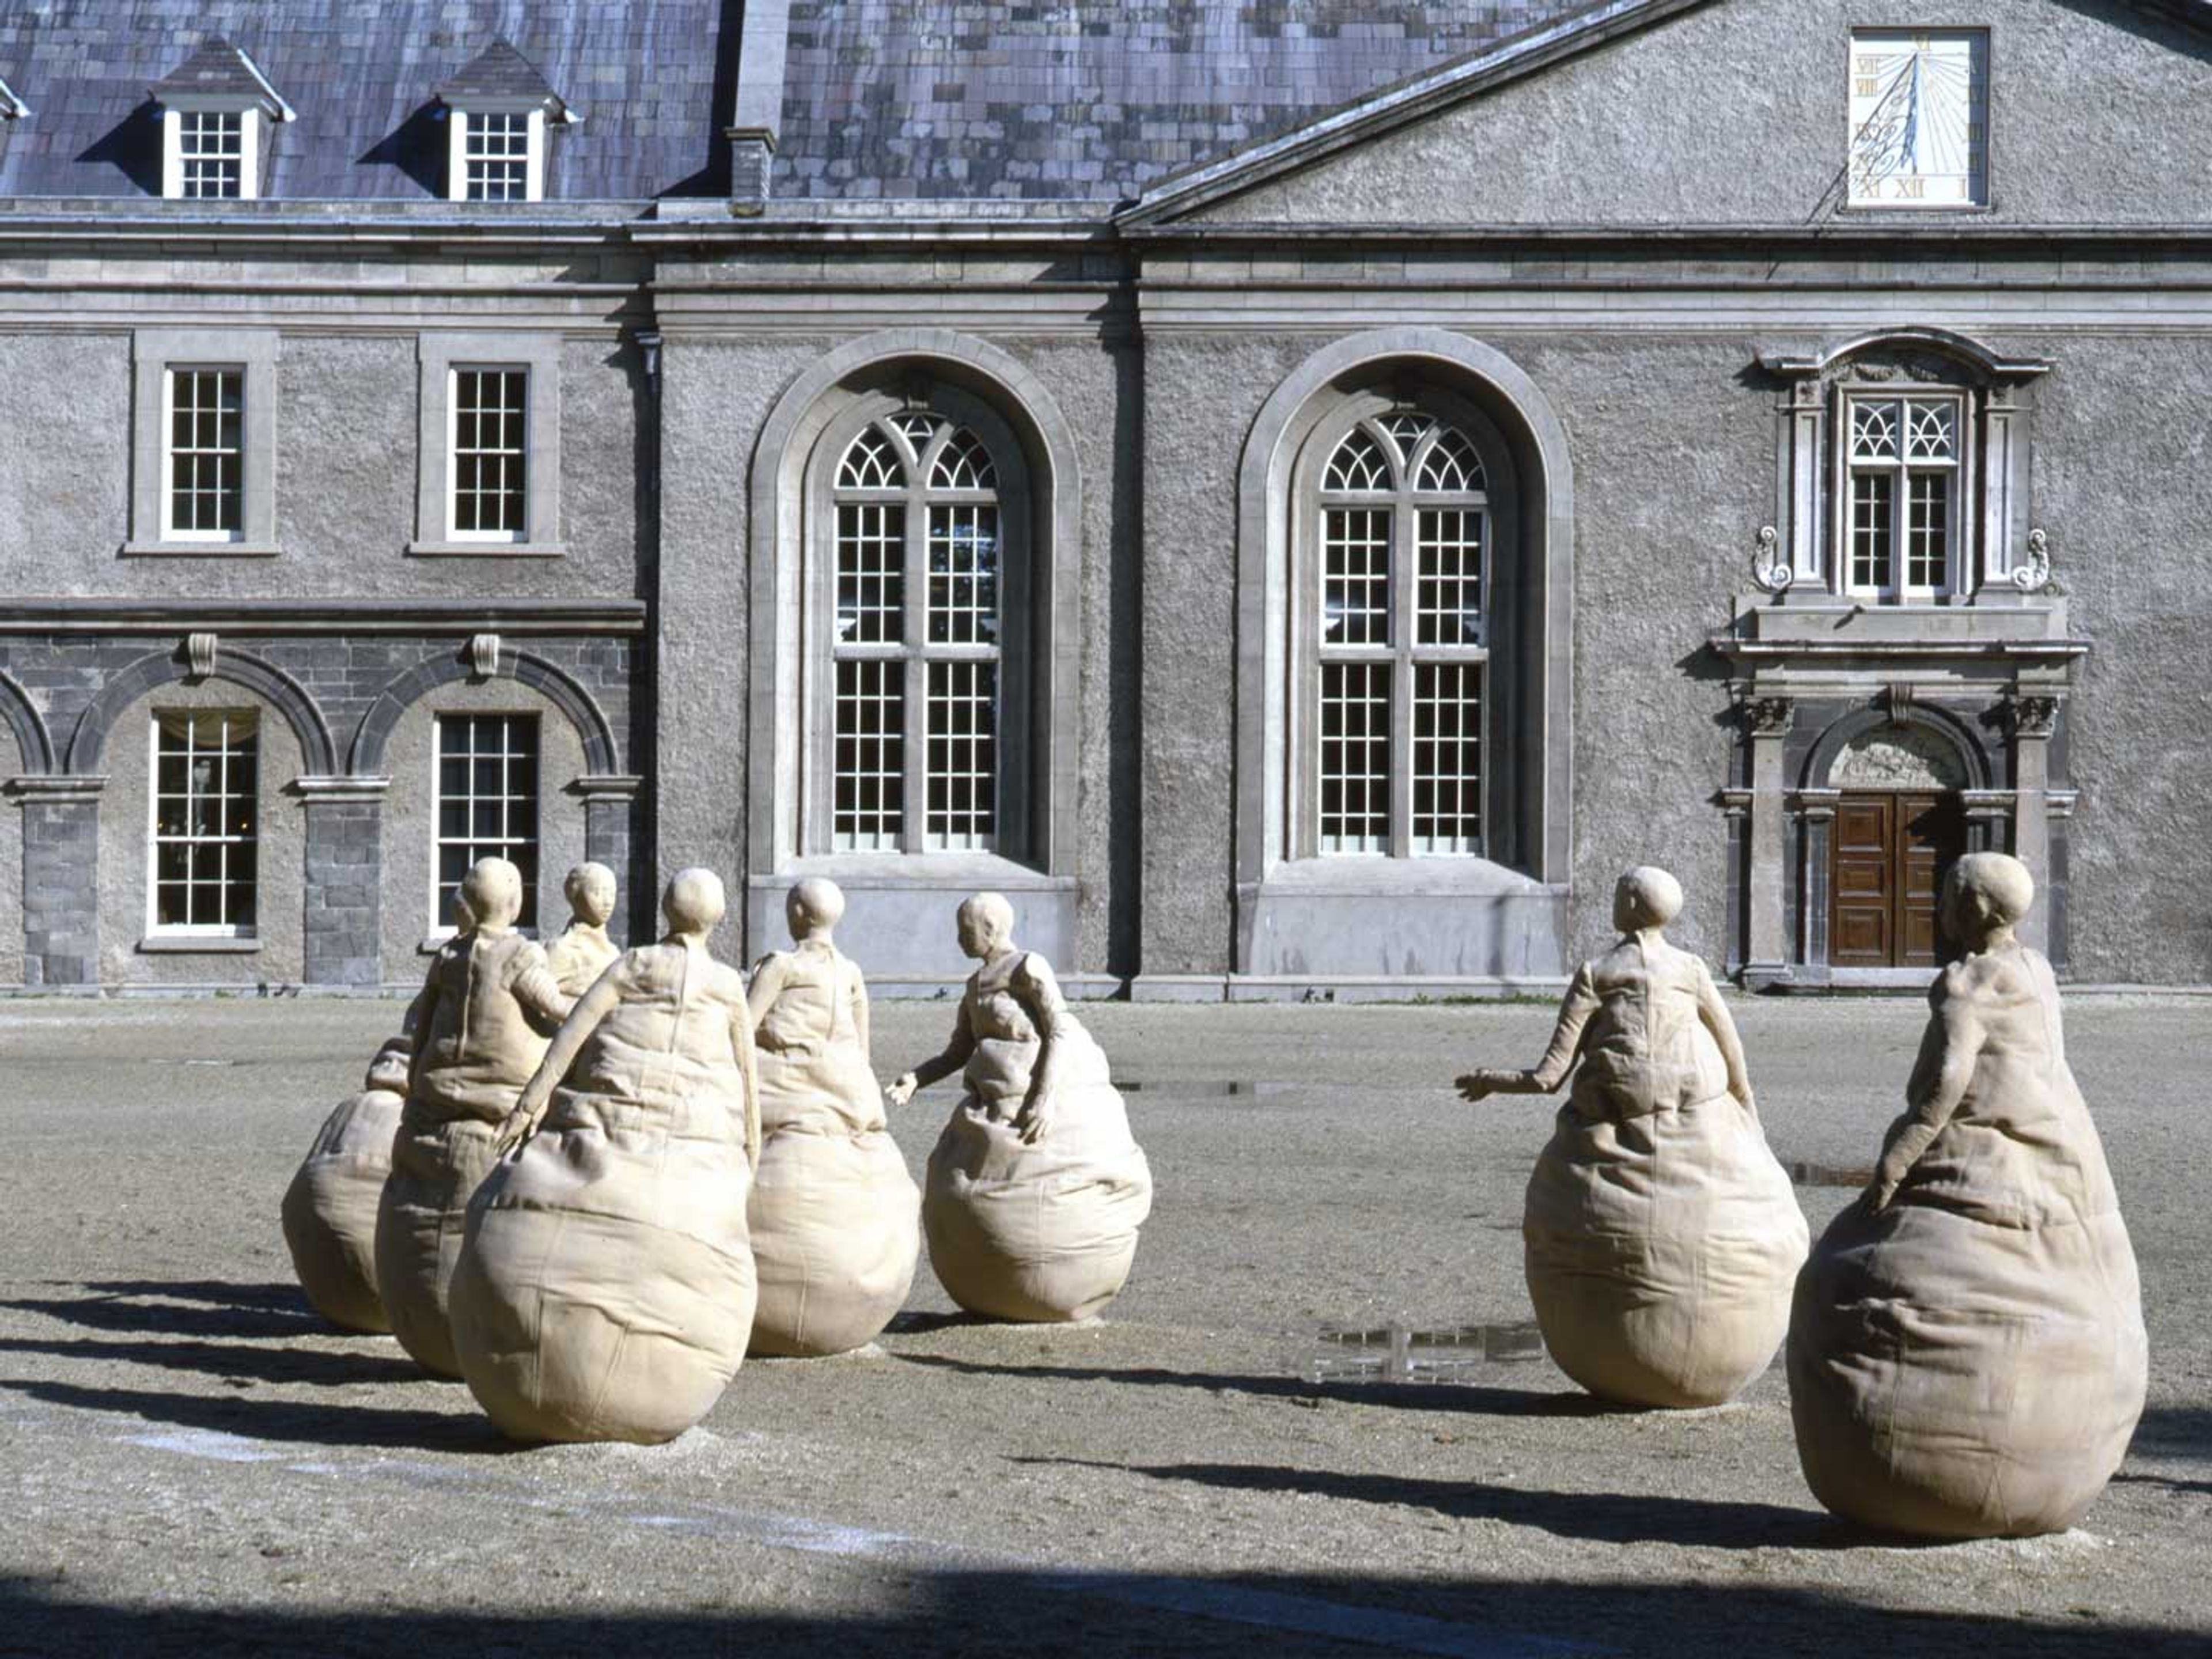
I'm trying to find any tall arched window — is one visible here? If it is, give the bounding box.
[1310,409,1491,857]
[829,411,1005,853]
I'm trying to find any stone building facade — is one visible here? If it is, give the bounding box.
[1,0,2207,995]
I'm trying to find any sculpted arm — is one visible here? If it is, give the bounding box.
[1694,959,1758,1116]
[400,972,443,1099]
[887,995,976,1108]
[493,969,622,1155]
[1010,953,1070,1145]
[1457,966,1600,1102]
[730,988,762,1168]
[1870,980,1986,1209]
[745,953,790,1030]
[850,960,873,1065]
[510,953,577,1036]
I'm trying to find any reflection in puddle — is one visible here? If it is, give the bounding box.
[1784,1160,1876,1188]
[1306,1321,1547,1385]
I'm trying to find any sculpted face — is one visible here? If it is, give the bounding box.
[786,876,846,942]
[1941,851,2033,946]
[955,892,1013,960]
[565,863,618,928]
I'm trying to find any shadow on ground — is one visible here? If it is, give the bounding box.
[0,1566,2199,1658]
[4,1280,328,1342]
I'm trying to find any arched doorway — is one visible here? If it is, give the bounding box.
[1825,725,1970,969]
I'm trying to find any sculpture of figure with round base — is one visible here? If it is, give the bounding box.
[450,869,761,1445]
[887,893,1151,1324]
[745,877,919,1357]
[544,862,620,996]
[281,1035,411,1334]
[1788,852,2146,1538]
[374,861,573,1378]
[1459,867,1808,1409]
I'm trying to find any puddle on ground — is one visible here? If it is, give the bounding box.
[1785,1160,1876,1188]
[1305,1320,1547,1385]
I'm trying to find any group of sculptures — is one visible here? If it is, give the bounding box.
[284,848,2143,1543]
[282,860,1154,1444]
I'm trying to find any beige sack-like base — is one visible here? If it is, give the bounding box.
[749,1128,919,1357]
[1524,1092,1808,1409]
[1789,1198,2146,1538]
[281,1085,405,1334]
[923,1090,1152,1324]
[374,1117,501,1377]
[453,1113,756,1445]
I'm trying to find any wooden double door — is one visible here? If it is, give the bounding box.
[1830,791,1968,969]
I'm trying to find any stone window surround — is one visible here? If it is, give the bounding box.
[408,332,565,559]
[744,327,1085,980]
[123,328,281,558]
[1291,387,1516,865]
[1760,328,2050,602]
[445,105,549,204]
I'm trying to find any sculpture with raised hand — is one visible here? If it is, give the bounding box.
[1789,851,2146,1537]
[745,878,920,1356]
[543,861,620,995]
[373,859,572,1377]
[1459,866,1807,1408]
[450,869,760,1444]
[282,1035,411,1334]
[887,892,1151,1323]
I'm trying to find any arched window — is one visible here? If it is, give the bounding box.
[828,410,1009,854]
[1310,408,1491,857]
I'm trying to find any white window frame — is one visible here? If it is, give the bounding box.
[1832,387,1972,602]
[158,365,248,543]
[146,710,260,939]
[446,107,546,203]
[160,105,262,200]
[409,333,563,558]
[1302,402,1496,861]
[445,365,531,543]
[429,711,543,935]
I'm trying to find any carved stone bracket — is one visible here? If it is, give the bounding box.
[1747,696,1795,737]
[467,632,502,681]
[2012,527,2053,593]
[183,632,218,681]
[1751,524,1794,593]
[2008,694,2061,740]
[1883,682,1915,728]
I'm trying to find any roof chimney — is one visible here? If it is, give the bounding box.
[728,0,791,208]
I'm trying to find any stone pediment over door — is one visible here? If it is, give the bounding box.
[1829,728,1971,793]
[1124,0,2212,230]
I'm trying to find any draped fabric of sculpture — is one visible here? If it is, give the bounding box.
[282,1036,410,1334]
[1789,853,2146,1537]
[374,861,571,1378]
[450,870,761,1445]
[747,880,919,1357]
[1461,868,1808,1408]
[892,895,1152,1324]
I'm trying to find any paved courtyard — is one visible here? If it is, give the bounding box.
[0,994,2206,1656]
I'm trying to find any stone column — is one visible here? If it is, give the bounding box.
[577,774,644,947]
[297,776,389,988]
[1744,696,1795,985]
[1794,790,1839,975]
[14,775,105,988]
[2008,695,2059,953]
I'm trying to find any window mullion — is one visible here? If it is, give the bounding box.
[1389,494,1414,859]
[901,487,929,854]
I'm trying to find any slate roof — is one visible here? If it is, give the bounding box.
[433,39,571,116]
[0,1,729,200]
[147,36,290,115]
[778,2,1594,202]
[0,77,24,122]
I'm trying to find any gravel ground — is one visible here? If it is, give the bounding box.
[0,994,2206,1657]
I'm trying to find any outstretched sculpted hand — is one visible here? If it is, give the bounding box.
[1455,1069,1514,1103]
[490,1101,543,1159]
[884,1072,919,1110]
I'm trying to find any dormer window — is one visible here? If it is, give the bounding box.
[149,37,292,202]
[434,41,575,204]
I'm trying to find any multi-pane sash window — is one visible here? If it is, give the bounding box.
[1316,413,1488,855]
[177,111,244,198]
[830,414,1002,852]
[150,711,259,934]
[450,368,529,538]
[463,112,531,201]
[433,714,540,928]
[164,368,244,539]
[1843,394,1961,599]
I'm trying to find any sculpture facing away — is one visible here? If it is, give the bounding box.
[449,868,762,1444]
[888,893,1152,1323]
[1459,868,1808,1408]
[281,1035,411,1334]
[745,878,921,1357]
[1788,852,2146,1537]
[543,862,621,995]
[374,860,573,1377]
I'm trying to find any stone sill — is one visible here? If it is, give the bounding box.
[137,935,260,954]
[1727,595,2073,646]
[1256,857,1559,898]
[118,541,283,559]
[1131,973,1570,1005]
[404,541,567,560]
[751,853,1073,893]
